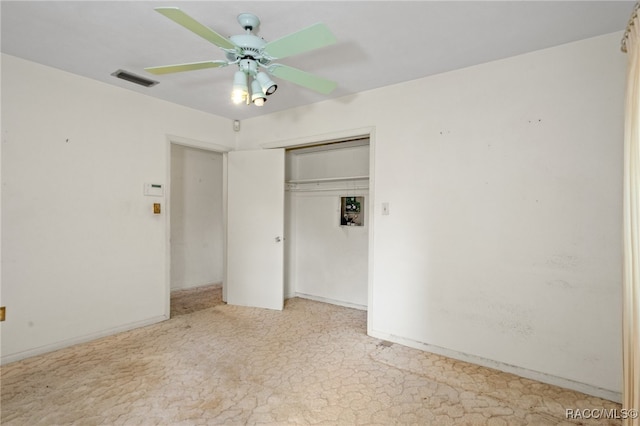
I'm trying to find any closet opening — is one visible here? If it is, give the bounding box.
[284,137,370,310]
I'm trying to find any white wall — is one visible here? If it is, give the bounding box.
[288,190,369,307]
[286,143,370,180]
[1,54,234,363]
[237,33,626,400]
[170,145,224,291]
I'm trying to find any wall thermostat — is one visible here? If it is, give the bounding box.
[144,183,164,197]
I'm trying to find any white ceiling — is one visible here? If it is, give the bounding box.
[1,1,634,121]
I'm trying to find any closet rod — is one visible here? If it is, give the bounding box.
[286,186,369,193]
[286,176,369,184]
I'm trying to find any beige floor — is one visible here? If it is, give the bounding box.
[1,285,622,425]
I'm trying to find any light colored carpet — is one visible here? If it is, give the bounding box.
[1,287,621,425]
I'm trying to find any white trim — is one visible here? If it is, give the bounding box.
[366,128,376,337]
[165,138,172,319]
[368,329,622,403]
[167,134,233,152]
[260,126,375,150]
[1,316,167,365]
[222,153,228,303]
[294,293,367,311]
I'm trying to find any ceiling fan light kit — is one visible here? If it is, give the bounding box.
[250,80,267,106]
[231,70,249,104]
[256,72,277,95]
[145,8,337,107]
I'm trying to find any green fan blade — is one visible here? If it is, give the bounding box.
[268,64,337,95]
[264,23,336,60]
[145,60,228,75]
[155,7,236,50]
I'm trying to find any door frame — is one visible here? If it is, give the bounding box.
[164,134,232,318]
[261,126,376,331]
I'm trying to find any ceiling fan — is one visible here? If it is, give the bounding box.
[145,8,338,106]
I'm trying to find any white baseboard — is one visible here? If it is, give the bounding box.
[293,292,367,311]
[368,329,622,404]
[1,315,168,365]
[170,282,222,292]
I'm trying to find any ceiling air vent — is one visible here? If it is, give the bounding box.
[111,69,159,87]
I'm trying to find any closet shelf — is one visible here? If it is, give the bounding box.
[286,175,369,184]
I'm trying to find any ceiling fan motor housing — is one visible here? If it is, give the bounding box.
[228,34,270,65]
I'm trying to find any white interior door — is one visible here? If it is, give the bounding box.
[226,149,284,310]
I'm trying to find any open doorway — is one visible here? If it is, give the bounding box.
[169,143,225,317]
